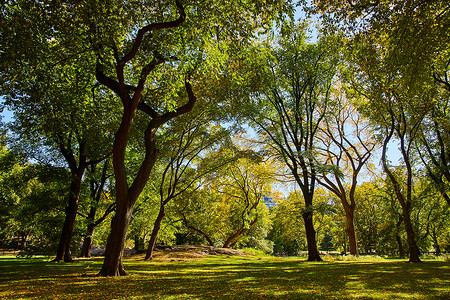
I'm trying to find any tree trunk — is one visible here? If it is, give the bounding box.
[19,229,31,250]
[223,215,258,248]
[402,207,421,263]
[182,217,214,246]
[432,228,441,255]
[145,205,166,260]
[382,125,421,263]
[54,177,82,262]
[223,228,245,248]
[344,208,358,256]
[98,110,159,275]
[134,235,143,251]
[441,191,450,207]
[395,214,404,258]
[98,201,133,276]
[93,1,192,276]
[80,222,95,257]
[395,235,404,258]
[302,210,322,261]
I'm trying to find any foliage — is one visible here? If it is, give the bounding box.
[0,145,70,256]
[177,157,275,250]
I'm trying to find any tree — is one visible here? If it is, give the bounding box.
[310,0,450,207]
[245,23,339,261]
[85,0,293,276]
[307,0,443,263]
[317,97,376,255]
[219,158,271,248]
[320,230,334,253]
[177,157,274,249]
[2,0,294,275]
[0,135,71,255]
[349,40,427,263]
[79,159,115,257]
[144,107,236,260]
[268,192,306,255]
[1,1,118,262]
[417,88,450,207]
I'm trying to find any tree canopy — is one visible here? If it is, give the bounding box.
[0,0,449,279]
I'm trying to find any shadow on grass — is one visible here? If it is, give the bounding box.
[1,255,448,299]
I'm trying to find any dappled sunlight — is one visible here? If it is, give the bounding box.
[1,256,449,299]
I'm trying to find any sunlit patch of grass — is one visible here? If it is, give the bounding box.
[323,254,387,262]
[0,254,449,299]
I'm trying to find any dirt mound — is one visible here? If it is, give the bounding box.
[157,245,249,255]
[140,245,250,261]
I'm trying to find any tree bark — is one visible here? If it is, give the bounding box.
[222,227,248,248]
[95,1,193,275]
[145,205,166,260]
[98,131,159,275]
[98,201,133,276]
[80,222,95,258]
[54,176,82,262]
[182,215,214,246]
[302,209,322,261]
[402,209,421,262]
[382,122,421,263]
[344,205,358,256]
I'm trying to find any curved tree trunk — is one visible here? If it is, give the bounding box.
[187,227,214,246]
[145,205,166,260]
[98,201,133,276]
[223,228,245,248]
[223,211,258,248]
[95,2,194,274]
[395,235,404,258]
[382,124,421,263]
[432,228,441,255]
[182,216,214,246]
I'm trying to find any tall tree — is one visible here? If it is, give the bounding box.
[317,98,375,255]
[79,159,115,258]
[417,84,450,207]
[177,157,274,249]
[144,108,236,260]
[3,0,294,275]
[83,0,292,276]
[310,0,447,263]
[311,0,450,208]
[245,23,339,261]
[1,2,117,262]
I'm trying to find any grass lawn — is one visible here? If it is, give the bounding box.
[0,254,449,299]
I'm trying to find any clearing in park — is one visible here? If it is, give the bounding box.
[1,247,449,299]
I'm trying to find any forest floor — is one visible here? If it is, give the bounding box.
[1,248,449,299]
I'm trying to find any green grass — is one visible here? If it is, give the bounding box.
[0,255,449,299]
